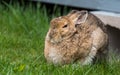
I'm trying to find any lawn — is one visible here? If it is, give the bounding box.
[0,2,120,75]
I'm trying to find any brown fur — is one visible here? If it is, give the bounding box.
[44,10,108,65]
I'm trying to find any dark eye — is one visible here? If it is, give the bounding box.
[62,24,68,28]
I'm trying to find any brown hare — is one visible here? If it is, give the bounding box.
[44,10,108,65]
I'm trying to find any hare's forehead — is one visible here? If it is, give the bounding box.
[51,18,68,27]
[57,19,68,26]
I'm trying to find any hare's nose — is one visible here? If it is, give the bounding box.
[49,33,53,39]
[49,32,55,38]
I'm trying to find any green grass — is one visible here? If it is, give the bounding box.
[0,3,120,75]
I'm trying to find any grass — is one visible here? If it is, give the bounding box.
[0,2,120,75]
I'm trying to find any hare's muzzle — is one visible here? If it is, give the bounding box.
[49,31,56,39]
[49,32,62,44]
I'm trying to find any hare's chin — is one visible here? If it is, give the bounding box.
[50,39,56,43]
[50,39,62,44]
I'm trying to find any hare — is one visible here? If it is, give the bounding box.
[44,10,108,65]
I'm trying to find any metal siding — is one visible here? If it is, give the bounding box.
[32,0,120,13]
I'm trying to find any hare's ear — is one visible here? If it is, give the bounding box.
[67,10,88,25]
[67,10,79,17]
[75,10,88,24]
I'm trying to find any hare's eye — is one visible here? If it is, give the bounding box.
[62,24,68,28]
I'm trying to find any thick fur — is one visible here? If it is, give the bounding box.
[44,10,108,65]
